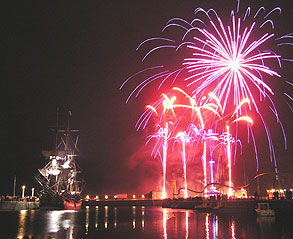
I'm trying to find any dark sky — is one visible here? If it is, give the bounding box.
[0,0,292,197]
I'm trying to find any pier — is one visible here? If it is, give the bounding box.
[0,201,39,210]
[82,198,162,208]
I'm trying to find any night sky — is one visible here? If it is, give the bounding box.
[1,0,292,197]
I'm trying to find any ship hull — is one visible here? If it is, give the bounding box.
[39,193,82,210]
[39,194,64,210]
[63,199,82,210]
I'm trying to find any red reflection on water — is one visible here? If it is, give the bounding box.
[231,219,236,239]
[205,214,210,239]
[185,211,189,239]
[163,208,168,239]
[204,213,219,239]
[214,215,218,239]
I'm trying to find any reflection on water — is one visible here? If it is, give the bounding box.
[141,206,145,231]
[104,205,108,229]
[85,206,89,234]
[163,208,167,239]
[17,210,27,238]
[257,215,276,239]
[205,214,209,238]
[95,206,98,229]
[47,210,77,239]
[114,207,117,228]
[185,211,189,239]
[230,218,235,239]
[1,206,291,238]
[17,210,36,238]
[132,206,136,229]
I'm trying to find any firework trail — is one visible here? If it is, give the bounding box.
[162,123,168,199]
[172,88,222,194]
[146,124,170,199]
[175,131,190,198]
[186,96,252,196]
[173,88,221,194]
[226,125,233,197]
[143,86,253,197]
[146,88,224,196]
[171,88,223,194]
[218,99,253,196]
[146,93,177,199]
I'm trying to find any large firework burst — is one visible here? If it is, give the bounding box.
[121,1,293,196]
[122,1,292,169]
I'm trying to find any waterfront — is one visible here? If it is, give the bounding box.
[1,206,293,239]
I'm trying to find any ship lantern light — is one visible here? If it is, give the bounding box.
[52,159,57,167]
[63,161,70,169]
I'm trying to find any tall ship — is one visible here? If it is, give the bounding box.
[35,110,85,209]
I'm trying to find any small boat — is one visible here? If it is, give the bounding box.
[255,202,275,217]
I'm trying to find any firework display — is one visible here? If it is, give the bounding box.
[121,1,292,198]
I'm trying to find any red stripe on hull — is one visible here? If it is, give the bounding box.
[63,200,82,210]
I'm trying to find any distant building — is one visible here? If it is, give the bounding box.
[151,190,162,200]
[171,179,177,199]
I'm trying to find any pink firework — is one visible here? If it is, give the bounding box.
[145,88,223,197]
[175,131,191,199]
[146,124,170,199]
[146,94,177,199]
[121,2,293,198]
[184,12,279,114]
[121,2,292,183]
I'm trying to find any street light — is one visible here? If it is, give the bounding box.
[21,185,26,198]
[31,188,35,197]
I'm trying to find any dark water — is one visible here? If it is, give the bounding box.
[1,206,292,239]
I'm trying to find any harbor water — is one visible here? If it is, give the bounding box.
[1,206,293,239]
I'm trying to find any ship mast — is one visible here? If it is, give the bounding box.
[65,110,72,153]
[55,107,59,149]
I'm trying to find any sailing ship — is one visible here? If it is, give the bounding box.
[35,110,84,209]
